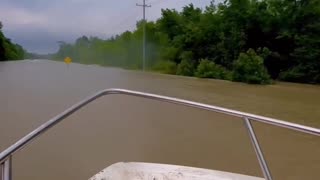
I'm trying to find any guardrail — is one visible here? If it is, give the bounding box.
[1,88,320,180]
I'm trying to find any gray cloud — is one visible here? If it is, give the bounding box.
[0,0,212,54]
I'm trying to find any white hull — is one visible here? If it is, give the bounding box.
[89,162,264,180]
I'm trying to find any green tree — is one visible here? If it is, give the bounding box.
[53,0,320,84]
[0,21,25,61]
[233,49,271,84]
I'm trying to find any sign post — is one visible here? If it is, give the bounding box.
[64,57,72,69]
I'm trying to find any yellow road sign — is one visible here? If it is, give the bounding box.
[64,57,72,64]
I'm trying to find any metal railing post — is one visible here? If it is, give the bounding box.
[1,162,3,180]
[243,117,272,180]
[1,157,12,180]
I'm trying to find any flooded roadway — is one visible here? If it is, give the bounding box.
[0,60,319,180]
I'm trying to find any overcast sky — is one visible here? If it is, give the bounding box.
[0,0,212,54]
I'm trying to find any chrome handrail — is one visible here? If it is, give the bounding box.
[1,88,319,180]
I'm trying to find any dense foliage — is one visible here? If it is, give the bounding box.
[55,0,320,84]
[233,49,271,84]
[0,22,25,61]
[195,59,231,80]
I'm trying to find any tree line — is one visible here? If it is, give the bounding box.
[0,22,25,61]
[54,0,320,84]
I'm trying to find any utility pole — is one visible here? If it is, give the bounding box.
[136,0,151,71]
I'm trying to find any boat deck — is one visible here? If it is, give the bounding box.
[89,162,265,180]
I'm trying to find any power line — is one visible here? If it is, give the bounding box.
[136,0,151,71]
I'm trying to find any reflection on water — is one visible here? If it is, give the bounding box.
[0,60,319,180]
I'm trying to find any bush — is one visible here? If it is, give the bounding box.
[153,60,177,74]
[279,67,305,83]
[195,59,231,80]
[232,49,271,84]
[279,66,320,83]
[176,59,195,76]
[176,51,195,76]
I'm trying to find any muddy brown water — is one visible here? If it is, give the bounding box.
[0,60,319,180]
